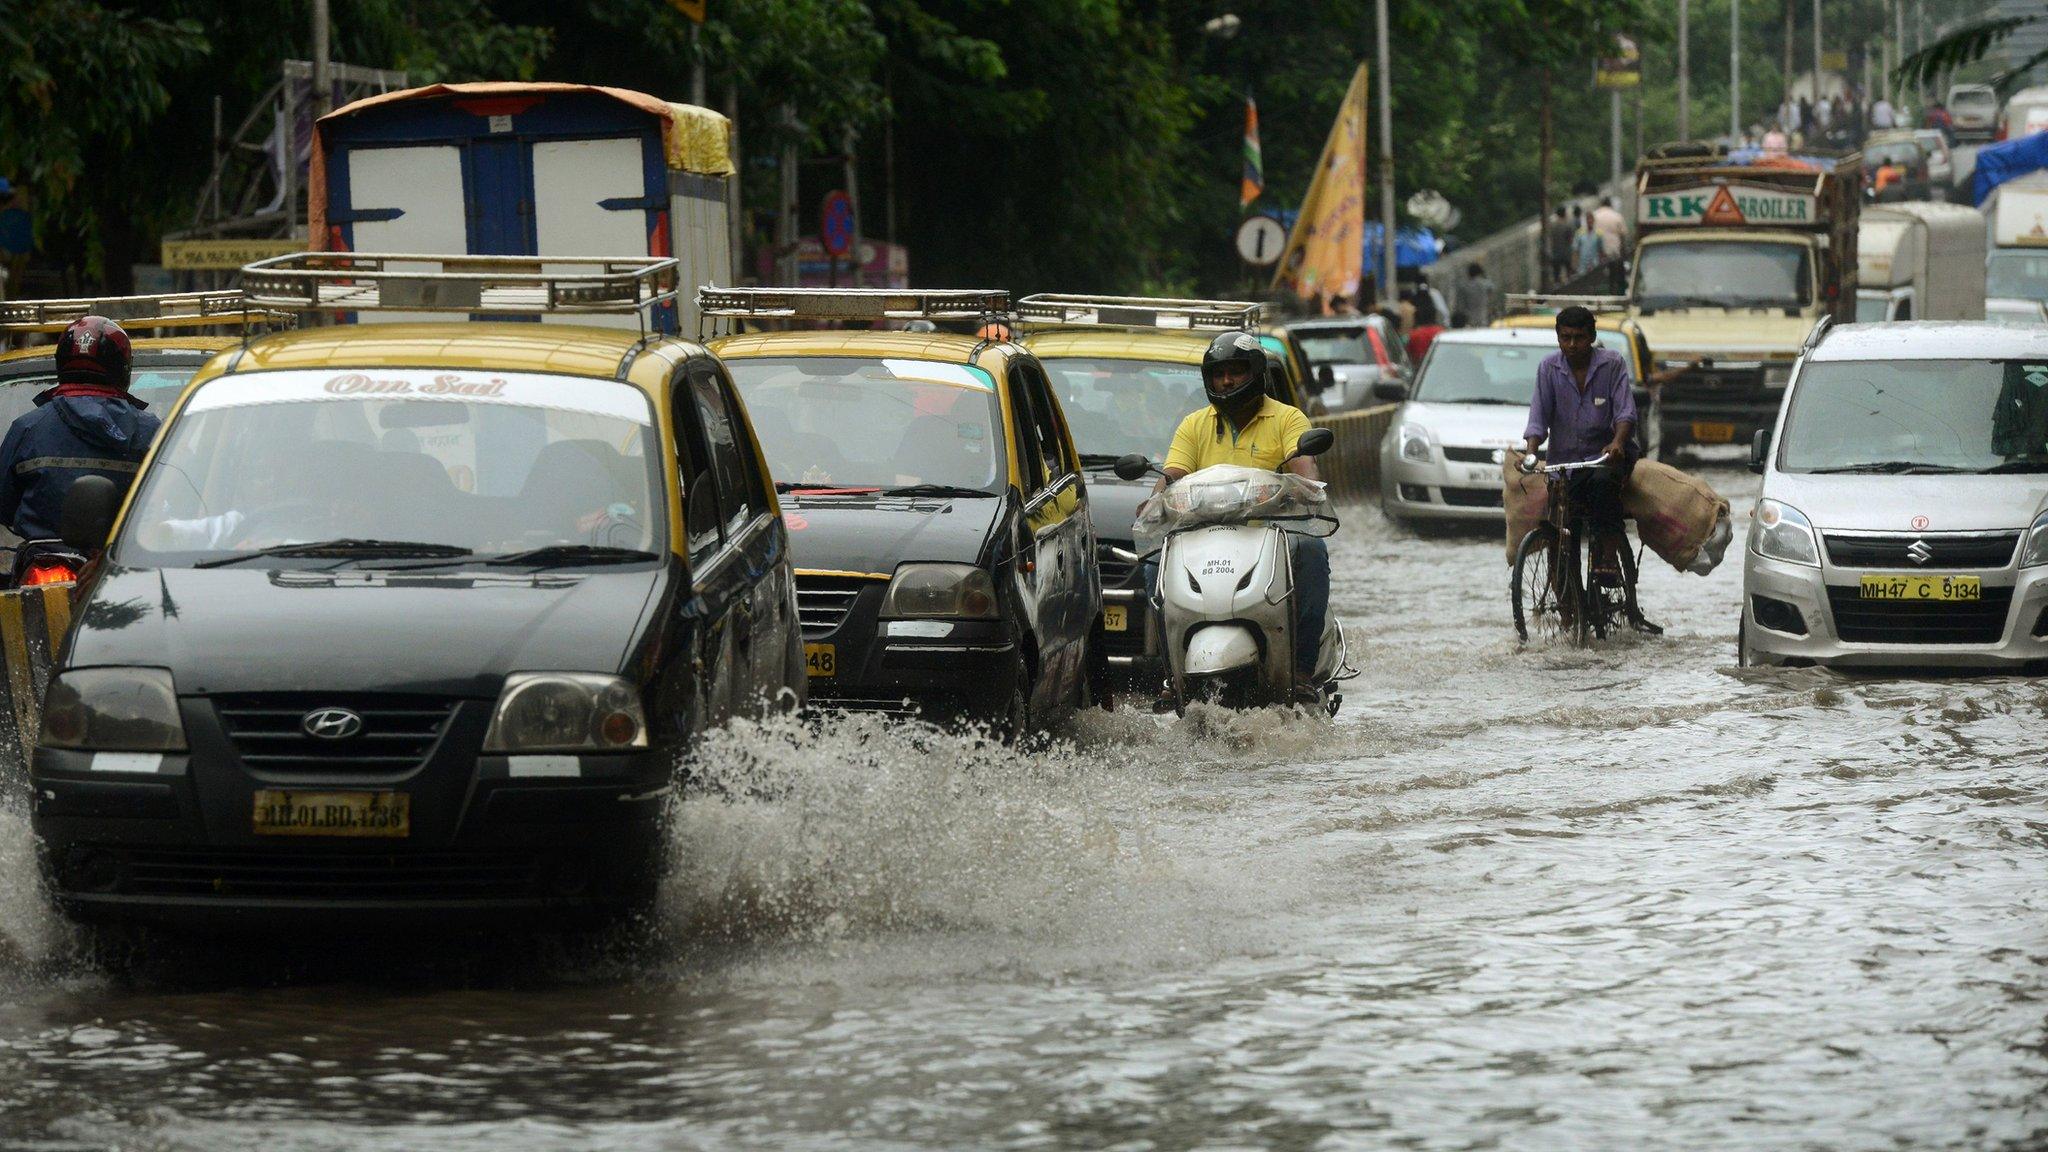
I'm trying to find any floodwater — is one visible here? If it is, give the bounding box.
[2,462,2045,1150]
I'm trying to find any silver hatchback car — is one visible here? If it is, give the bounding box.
[1742,323,2048,668]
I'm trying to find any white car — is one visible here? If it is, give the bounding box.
[1742,322,2048,668]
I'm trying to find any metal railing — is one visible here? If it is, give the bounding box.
[1015,293,1260,331]
[240,253,680,317]
[697,287,1008,322]
[1310,403,1400,501]
[0,290,291,333]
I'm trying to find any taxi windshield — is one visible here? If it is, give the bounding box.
[0,365,200,428]
[1779,359,2048,474]
[1042,357,1205,459]
[727,356,1006,492]
[118,369,664,566]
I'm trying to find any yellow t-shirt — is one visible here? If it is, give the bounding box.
[1165,396,1314,474]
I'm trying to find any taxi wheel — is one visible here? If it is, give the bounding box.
[1001,654,1033,746]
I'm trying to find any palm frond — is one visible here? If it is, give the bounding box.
[1992,43,2048,96]
[1894,13,2035,90]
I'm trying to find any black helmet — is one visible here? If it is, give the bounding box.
[1200,330,1266,412]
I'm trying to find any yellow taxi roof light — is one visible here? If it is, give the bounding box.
[1501,291,1630,317]
[696,287,1009,322]
[0,290,292,334]
[1016,293,1261,332]
[239,252,679,319]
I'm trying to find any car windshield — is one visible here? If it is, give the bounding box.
[1041,357,1206,460]
[1636,241,1812,310]
[1414,333,1628,404]
[1987,252,2048,301]
[0,363,201,428]
[1779,359,2048,473]
[118,368,663,566]
[1988,301,2048,328]
[727,356,1006,492]
[1295,327,1370,365]
[1865,142,1922,167]
[1953,90,1996,111]
[1854,295,1893,323]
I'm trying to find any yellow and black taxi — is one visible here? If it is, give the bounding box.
[1016,294,1272,689]
[31,254,802,929]
[0,291,286,582]
[704,288,1099,735]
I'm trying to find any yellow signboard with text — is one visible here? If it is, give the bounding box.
[161,239,305,272]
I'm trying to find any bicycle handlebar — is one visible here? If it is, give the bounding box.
[1519,452,1612,476]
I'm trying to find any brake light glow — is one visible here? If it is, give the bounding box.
[22,561,79,587]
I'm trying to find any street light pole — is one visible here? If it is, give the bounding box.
[1376,0,1397,307]
[1812,0,1822,101]
[1730,0,1742,138]
[1679,0,1691,140]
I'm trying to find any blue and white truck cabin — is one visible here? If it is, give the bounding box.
[308,81,734,333]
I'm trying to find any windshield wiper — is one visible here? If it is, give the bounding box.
[880,483,995,498]
[193,539,473,569]
[776,481,879,493]
[1432,397,1528,406]
[1080,453,1128,467]
[1807,461,1968,474]
[481,544,660,568]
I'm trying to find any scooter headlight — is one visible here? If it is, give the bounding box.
[1751,499,1820,567]
[1398,423,1432,463]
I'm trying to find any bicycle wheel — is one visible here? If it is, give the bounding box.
[1511,525,1563,643]
[1558,526,1591,646]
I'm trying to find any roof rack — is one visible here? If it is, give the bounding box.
[0,290,291,334]
[239,252,679,317]
[1502,292,1631,316]
[696,287,1009,322]
[1015,293,1261,331]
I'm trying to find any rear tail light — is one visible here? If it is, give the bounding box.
[22,560,80,587]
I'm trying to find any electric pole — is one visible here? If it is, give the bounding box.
[1679,0,1691,140]
[1375,0,1397,307]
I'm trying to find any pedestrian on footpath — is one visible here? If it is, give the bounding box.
[1591,197,1627,262]
[1453,261,1495,328]
[1871,95,1896,130]
[1573,215,1603,275]
[1545,207,1574,286]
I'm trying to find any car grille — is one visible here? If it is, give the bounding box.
[1823,532,2019,570]
[1441,446,1503,464]
[107,846,550,901]
[795,575,872,638]
[214,694,459,775]
[1824,585,2014,644]
[1097,542,1140,589]
[1439,486,1504,508]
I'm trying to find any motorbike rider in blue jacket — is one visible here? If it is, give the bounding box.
[0,316,161,541]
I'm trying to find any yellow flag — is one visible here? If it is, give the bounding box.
[1271,64,1368,307]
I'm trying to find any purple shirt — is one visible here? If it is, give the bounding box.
[1524,346,1638,464]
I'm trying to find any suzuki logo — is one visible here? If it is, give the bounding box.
[301,707,364,740]
[1906,539,1933,565]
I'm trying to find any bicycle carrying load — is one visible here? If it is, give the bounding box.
[1623,460,1732,575]
[1135,464,1335,542]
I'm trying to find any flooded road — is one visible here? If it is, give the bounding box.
[2,461,2044,1150]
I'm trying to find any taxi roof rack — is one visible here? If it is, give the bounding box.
[696,287,1009,322]
[239,253,679,323]
[1502,292,1631,316]
[1015,293,1261,331]
[0,290,292,334]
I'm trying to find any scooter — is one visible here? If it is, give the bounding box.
[1113,429,1354,716]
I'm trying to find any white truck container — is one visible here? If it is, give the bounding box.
[1983,173,2048,303]
[1854,202,1987,322]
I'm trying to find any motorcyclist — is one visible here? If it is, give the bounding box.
[0,316,161,543]
[1521,305,1636,579]
[1155,330,1330,697]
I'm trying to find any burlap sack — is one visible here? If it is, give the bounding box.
[1502,455,1549,564]
[1623,459,1729,573]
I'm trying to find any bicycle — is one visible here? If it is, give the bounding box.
[1510,453,1660,645]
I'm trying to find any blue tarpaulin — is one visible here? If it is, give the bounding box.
[1973,133,2048,205]
[1363,224,1442,294]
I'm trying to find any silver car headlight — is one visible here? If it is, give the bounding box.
[482,672,648,753]
[2020,509,2048,568]
[39,667,187,751]
[1751,499,1820,566]
[1397,422,1432,463]
[881,563,998,618]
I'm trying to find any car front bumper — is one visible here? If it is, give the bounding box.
[1378,447,1506,522]
[1743,552,2048,668]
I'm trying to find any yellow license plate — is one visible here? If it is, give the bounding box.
[252,790,409,838]
[1103,605,1129,632]
[805,642,837,677]
[1691,421,1737,443]
[1859,574,1981,601]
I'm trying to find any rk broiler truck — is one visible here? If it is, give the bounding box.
[1620,144,1861,453]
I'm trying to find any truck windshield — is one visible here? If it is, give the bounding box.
[118,369,664,566]
[1779,360,2048,474]
[1635,241,1811,310]
[1042,358,1205,459]
[728,357,1006,492]
[1987,252,2048,302]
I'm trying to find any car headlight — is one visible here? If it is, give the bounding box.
[1398,423,1432,463]
[1751,499,1820,566]
[880,563,998,618]
[39,667,187,751]
[2020,509,2048,567]
[482,673,648,753]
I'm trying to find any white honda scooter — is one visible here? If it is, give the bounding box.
[1114,430,1353,716]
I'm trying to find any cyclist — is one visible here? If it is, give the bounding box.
[1521,305,1636,579]
[0,316,161,542]
[1156,331,1328,697]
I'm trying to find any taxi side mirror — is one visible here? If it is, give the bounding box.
[59,475,121,553]
[1316,365,1337,391]
[1749,428,1772,474]
[1290,428,1336,460]
[1112,454,1157,482]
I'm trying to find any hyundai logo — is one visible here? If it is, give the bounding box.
[301,707,364,740]
[1907,539,1933,566]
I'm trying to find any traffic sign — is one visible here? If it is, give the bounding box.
[1235,215,1287,266]
[821,191,855,258]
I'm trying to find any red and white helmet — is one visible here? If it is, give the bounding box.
[55,315,132,390]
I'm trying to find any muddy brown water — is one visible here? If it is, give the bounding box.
[0,462,2042,1150]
